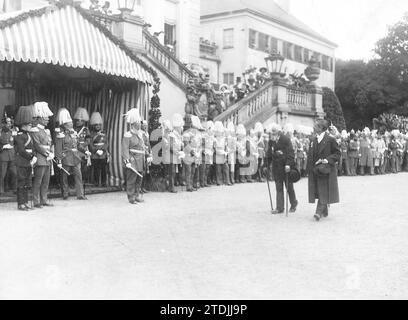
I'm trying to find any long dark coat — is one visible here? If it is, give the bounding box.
[266,134,295,181]
[307,133,341,205]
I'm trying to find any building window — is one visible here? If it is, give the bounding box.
[258,33,270,52]
[270,37,278,53]
[223,28,234,49]
[164,23,176,46]
[294,45,302,62]
[303,48,310,63]
[283,42,293,60]
[249,29,257,49]
[223,73,235,85]
[322,55,330,71]
[313,52,322,68]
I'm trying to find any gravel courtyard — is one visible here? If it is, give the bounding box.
[1,173,407,300]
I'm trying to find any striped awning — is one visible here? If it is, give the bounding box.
[0,5,153,84]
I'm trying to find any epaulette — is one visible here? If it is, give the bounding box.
[17,132,23,135]
[30,127,39,133]
[45,129,50,135]
[56,133,65,139]
[55,128,61,133]
[124,132,132,138]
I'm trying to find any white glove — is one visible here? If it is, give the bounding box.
[147,157,153,164]
[96,150,104,156]
[178,151,185,159]
[85,151,92,157]
[126,162,132,169]
[285,165,291,173]
[30,156,38,166]
[46,153,54,161]
[57,163,63,169]
[2,144,12,150]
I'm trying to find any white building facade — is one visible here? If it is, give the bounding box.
[200,0,337,90]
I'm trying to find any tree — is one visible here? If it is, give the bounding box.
[375,13,408,84]
[322,87,346,131]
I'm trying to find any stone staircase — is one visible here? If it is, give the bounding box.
[142,30,195,90]
[214,78,325,129]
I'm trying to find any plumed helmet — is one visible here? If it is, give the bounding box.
[74,108,90,122]
[226,121,235,133]
[214,121,224,133]
[15,105,34,126]
[254,122,264,134]
[56,108,73,125]
[124,108,142,124]
[89,112,103,126]
[190,115,202,129]
[371,130,378,138]
[249,129,255,136]
[219,84,229,92]
[206,120,215,131]
[33,101,53,118]
[236,124,246,136]
[341,130,348,139]
[363,127,370,136]
[162,119,172,131]
[172,113,184,128]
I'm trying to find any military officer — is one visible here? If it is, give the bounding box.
[122,108,146,204]
[89,112,109,187]
[14,105,36,211]
[0,115,17,195]
[183,116,201,192]
[214,121,230,186]
[348,131,360,176]
[254,122,265,182]
[162,120,174,192]
[338,130,351,176]
[171,113,185,188]
[203,121,215,187]
[141,120,152,193]
[226,122,237,185]
[73,108,92,183]
[55,108,87,200]
[236,124,249,183]
[31,102,54,208]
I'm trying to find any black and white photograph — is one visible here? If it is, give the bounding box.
[0,0,408,302]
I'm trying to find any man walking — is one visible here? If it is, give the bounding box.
[267,123,298,215]
[307,119,341,221]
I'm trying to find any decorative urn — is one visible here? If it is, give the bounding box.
[304,56,321,85]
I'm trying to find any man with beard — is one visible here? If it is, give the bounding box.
[267,123,298,215]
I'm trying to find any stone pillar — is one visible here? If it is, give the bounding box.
[112,12,145,54]
[307,84,325,119]
[272,78,290,126]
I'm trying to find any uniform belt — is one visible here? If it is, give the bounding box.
[94,143,105,146]
[26,149,33,153]
[40,145,51,150]
[70,148,78,152]
[130,149,145,155]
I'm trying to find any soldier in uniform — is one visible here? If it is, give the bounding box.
[171,114,185,188]
[0,115,17,195]
[141,120,153,193]
[89,112,109,187]
[203,121,215,187]
[162,120,173,192]
[389,130,400,174]
[254,122,266,182]
[236,124,249,183]
[31,102,54,208]
[214,121,230,186]
[226,122,237,185]
[55,108,87,200]
[14,105,36,211]
[183,116,201,192]
[122,108,146,204]
[348,131,360,176]
[73,108,92,183]
[193,121,204,190]
[358,128,374,175]
[338,130,351,176]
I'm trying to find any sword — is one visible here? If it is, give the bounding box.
[52,159,71,176]
[128,166,143,178]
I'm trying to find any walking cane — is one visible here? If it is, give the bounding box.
[285,171,289,217]
[265,160,274,213]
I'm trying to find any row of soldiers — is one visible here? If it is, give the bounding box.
[0,103,113,210]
